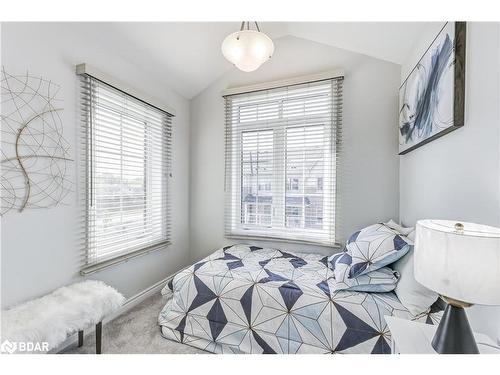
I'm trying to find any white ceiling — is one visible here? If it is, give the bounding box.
[89,22,442,99]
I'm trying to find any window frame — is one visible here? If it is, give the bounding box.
[79,73,173,275]
[224,78,342,247]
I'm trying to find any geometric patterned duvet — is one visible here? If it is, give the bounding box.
[158,244,443,354]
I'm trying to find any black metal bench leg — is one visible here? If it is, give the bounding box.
[95,321,102,354]
[78,330,84,347]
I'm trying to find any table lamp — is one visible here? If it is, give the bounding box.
[414,220,500,354]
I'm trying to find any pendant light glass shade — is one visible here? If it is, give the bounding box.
[221,24,274,72]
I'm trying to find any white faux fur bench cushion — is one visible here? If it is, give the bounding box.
[1,280,125,352]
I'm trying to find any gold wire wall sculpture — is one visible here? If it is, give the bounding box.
[1,68,73,215]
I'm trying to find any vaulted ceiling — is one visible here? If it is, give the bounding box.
[83,22,442,99]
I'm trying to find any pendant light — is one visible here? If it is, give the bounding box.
[221,22,275,72]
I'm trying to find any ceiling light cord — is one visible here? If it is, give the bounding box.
[239,21,261,32]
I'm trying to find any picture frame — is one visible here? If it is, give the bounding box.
[398,22,466,155]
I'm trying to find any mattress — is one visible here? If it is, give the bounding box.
[158,244,442,354]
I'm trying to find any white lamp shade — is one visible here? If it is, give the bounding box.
[414,220,500,305]
[221,30,274,72]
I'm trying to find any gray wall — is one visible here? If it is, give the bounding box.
[0,23,192,308]
[399,22,500,339]
[189,36,401,261]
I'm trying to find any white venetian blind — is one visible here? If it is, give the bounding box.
[224,77,343,246]
[79,75,172,271]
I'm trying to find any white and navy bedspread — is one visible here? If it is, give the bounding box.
[158,244,442,354]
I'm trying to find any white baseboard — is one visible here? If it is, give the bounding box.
[53,273,174,354]
[107,275,171,321]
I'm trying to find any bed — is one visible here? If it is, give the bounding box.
[158,244,443,354]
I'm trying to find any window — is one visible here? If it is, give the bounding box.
[224,77,343,246]
[80,75,172,270]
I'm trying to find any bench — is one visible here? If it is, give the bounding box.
[1,280,125,354]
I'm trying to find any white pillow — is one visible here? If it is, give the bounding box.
[385,219,415,238]
[392,249,438,315]
[335,223,412,278]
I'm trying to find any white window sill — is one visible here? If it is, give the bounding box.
[226,228,341,249]
[80,241,170,276]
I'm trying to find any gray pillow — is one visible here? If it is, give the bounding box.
[392,248,439,315]
[331,266,400,293]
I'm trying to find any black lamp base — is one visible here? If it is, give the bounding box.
[432,303,479,354]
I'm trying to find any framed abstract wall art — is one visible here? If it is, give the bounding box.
[399,22,466,155]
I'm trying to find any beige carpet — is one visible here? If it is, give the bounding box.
[63,293,206,354]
